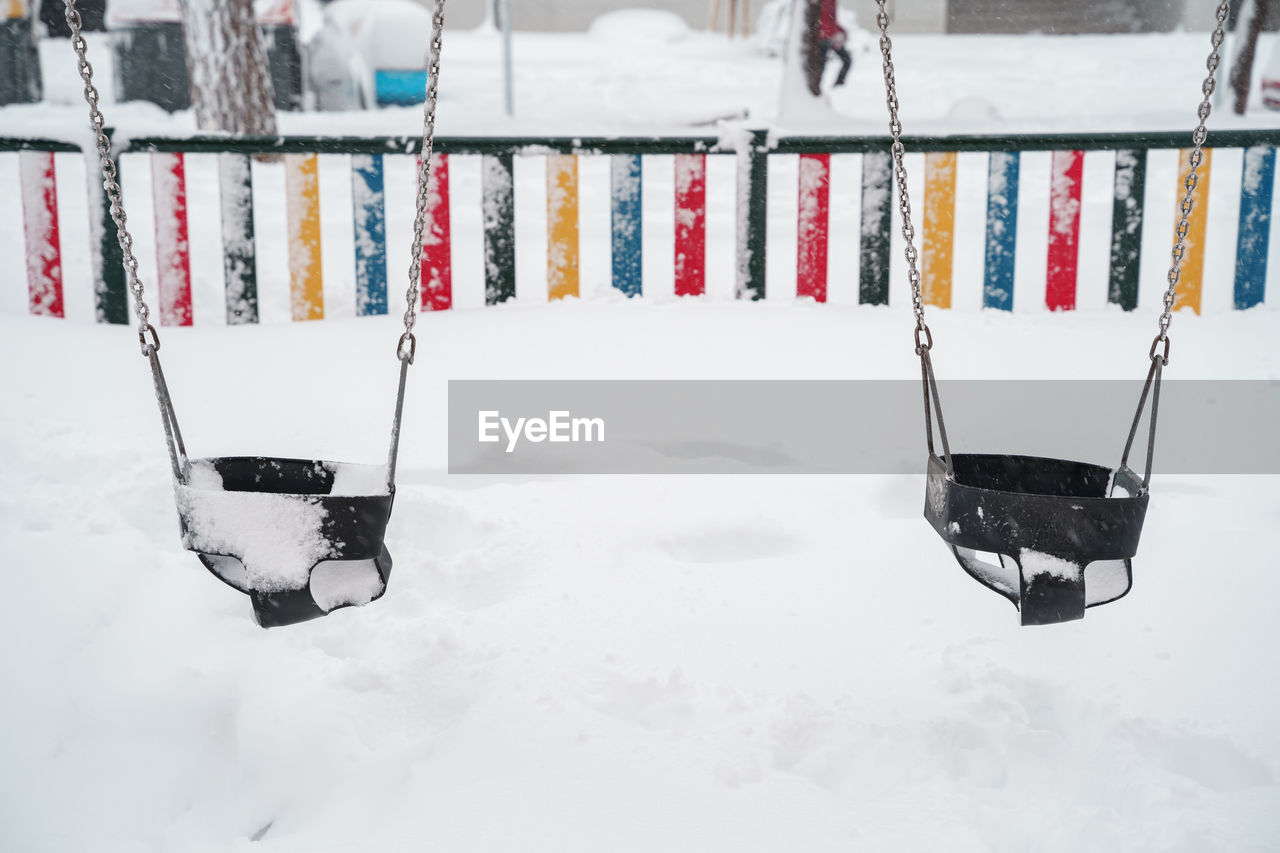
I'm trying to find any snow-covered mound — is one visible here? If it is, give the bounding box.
[324,0,431,70]
[588,9,690,44]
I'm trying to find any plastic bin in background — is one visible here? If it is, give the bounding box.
[374,69,429,107]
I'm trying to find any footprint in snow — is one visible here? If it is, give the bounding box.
[1120,721,1273,792]
[660,524,805,564]
[393,493,504,558]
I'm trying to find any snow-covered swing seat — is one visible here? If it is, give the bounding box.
[871,0,1226,624]
[175,455,397,627]
[61,0,447,626]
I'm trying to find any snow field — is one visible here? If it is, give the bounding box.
[2,303,1279,850]
[2,21,1279,853]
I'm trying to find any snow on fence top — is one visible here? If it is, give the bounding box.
[106,0,295,26]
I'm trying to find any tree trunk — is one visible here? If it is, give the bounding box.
[801,0,823,97]
[179,0,277,134]
[179,0,273,325]
[1230,0,1266,115]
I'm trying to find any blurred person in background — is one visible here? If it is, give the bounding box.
[818,0,851,87]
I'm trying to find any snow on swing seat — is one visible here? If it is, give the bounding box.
[175,457,394,627]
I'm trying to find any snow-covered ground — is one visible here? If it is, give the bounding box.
[1,16,1279,853]
[3,305,1279,852]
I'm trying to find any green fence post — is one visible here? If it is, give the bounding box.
[219,153,259,323]
[735,128,769,300]
[1108,149,1146,312]
[483,152,516,304]
[91,130,128,324]
[859,149,893,305]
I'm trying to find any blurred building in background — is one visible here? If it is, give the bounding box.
[391,0,1225,34]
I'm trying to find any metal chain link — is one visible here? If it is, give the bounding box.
[873,0,928,354]
[1151,0,1230,364]
[64,0,155,355]
[398,0,447,364]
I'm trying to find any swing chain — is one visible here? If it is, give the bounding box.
[400,0,447,363]
[873,0,929,354]
[1151,0,1229,366]
[64,0,154,355]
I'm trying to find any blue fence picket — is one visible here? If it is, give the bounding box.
[610,154,643,297]
[1234,145,1275,310]
[983,151,1019,310]
[351,154,388,316]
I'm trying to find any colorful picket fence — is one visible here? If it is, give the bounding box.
[4,130,1279,323]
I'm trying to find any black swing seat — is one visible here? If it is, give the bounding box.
[924,453,1150,626]
[174,457,395,628]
